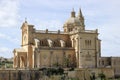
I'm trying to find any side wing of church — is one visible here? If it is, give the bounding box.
[13,9,101,69]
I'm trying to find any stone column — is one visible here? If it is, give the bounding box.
[63,51,66,67]
[26,52,29,68]
[95,37,98,68]
[17,55,20,68]
[27,45,34,68]
[36,49,40,68]
[50,51,53,67]
[40,50,42,68]
[79,37,82,68]
[71,38,74,47]
[13,56,16,68]
[25,54,27,68]
[14,56,18,68]
[32,50,35,68]
[75,51,79,67]
[76,37,80,68]
[37,50,40,68]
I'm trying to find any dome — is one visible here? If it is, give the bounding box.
[64,17,81,26]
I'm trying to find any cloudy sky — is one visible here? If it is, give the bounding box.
[0,0,120,58]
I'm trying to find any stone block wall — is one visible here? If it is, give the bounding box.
[0,68,115,80]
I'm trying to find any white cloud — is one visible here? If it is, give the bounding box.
[99,22,120,56]
[0,33,20,44]
[75,0,120,56]
[0,0,120,57]
[0,0,19,27]
[35,20,63,31]
[0,47,10,53]
[0,33,20,58]
[0,47,13,58]
[20,0,75,8]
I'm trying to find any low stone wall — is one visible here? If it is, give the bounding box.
[68,68,114,80]
[0,68,115,80]
[0,69,42,80]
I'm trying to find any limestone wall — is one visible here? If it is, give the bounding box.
[68,68,114,80]
[0,70,42,80]
[0,68,114,80]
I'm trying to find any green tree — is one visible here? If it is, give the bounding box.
[98,72,106,80]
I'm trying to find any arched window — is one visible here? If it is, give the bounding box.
[40,40,44,46]
[53,39,61,47]
[40,39,49,46]
[66,40,72,47]
[85,40,92,47]
[20,56,25,68]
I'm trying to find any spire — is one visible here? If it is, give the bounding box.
[72,8,74,12]
[78,8,83,17]
[25,17,27,23]
[71,8,76,17]
[77,8,84,21]
[77,8,85,30]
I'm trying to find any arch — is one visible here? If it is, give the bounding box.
[53,39,61,47]
[66,40,72,47]
[40,40,44,46]
[40,39,49,46]
[20,56,25,68]
[85,40,91,47]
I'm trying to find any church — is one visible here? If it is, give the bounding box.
[13,9,120,77]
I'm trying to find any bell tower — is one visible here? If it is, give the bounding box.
[21,20,35,68]
[21,20,28,46]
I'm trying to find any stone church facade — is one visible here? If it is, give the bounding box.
[13,9,120,77]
